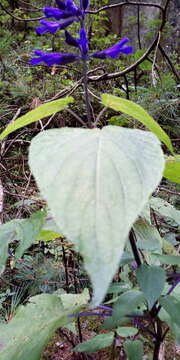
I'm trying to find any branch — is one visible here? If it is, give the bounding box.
[88,0,171,83]
[158,44,180,82]
[0,2,44,22]
[87,1,164,14]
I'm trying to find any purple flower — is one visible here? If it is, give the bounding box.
[79,27,88,55]
[30,50,80,66]
[80,0,89,11]
[36,18,76,35]
[92,37,133,59]
[31,36,133,67]
[65,26,88,56]
[44,0,82,21]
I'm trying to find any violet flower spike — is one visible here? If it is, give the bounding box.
[36,18,75,35]
[79,27,89,56]
[44,0,82,21]
[80,0,89,11]
[92,37,133,59]
[65,26,89,57]
[31,50,80,66]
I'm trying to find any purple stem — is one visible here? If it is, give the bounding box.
[97,305,113,311]
[166,278,180,296]
[167,273,180,278]
[131,319,155,337]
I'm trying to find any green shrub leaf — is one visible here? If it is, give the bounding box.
[160,296,180,327]
[123,340,144,360]
[73,332,114,353]
[0,211,44,272]
[133,219,162,252]
[116,327,138,337]
[101,94,173,152]
[152,254,180,265]
[137,264,166,309]
[163,155,180,184]
[103,290,144,329]
[29,126,164,305]
[149,197,180,225]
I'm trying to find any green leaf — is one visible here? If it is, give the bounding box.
[133,49,152,71]
[137,264,166,309]
[0,293,82,360]
[73,332,114,353]
[36,229,62,242]
[160,296,180,327]
[103,290,144,329]
[101,94,173,152]
[163,155,180,184]
[133,219,162,252]
[0,97,73,140]
[123,340,144,360]
[60,288,89,309]
[15,211,45,258]
[0,211,44,272]
[159,307,180,345]
[152,254,180,265]
[116,327,138,337]
[0,224,15,274]
[149,197,180,225]
[29,126,164,305]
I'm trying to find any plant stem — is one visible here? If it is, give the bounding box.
[129,229,141,267]
[61,239,69,293]
[82,59,92,128]
[153,318,162,360]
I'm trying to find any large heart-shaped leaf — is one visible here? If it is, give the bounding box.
[29,126,164,305]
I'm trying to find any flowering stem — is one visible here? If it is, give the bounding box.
[82,58,92,128]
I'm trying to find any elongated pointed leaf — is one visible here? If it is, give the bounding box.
[29,126,164,305]
[73,332,114,353]
[0,97,73,140]
[101,94,173,152]
[152,254,180,265]
[0,290,89,360]
[123,340,144,360]
[163,155,180,184]
[137,264,166,309]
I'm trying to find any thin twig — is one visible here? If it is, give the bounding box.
[151,31,161,86]
[94,107,108,127]
[67,109,87,127]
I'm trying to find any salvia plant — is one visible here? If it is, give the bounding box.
[0,1,179,359]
